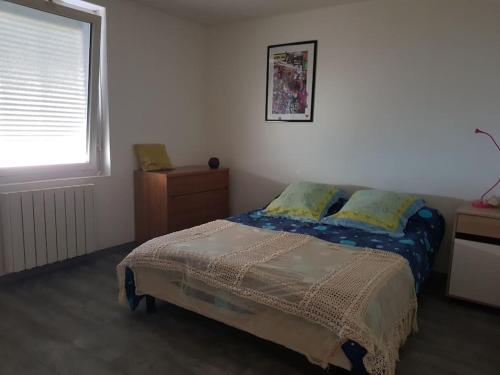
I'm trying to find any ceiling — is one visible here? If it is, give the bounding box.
[134,0,369,25]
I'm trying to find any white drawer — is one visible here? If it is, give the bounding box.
[449,239,500,307]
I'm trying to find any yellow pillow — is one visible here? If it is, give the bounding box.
[134,144,173,171]
[265,181,347,222]
[322,190,425,236]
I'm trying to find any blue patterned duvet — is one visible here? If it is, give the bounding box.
[228,206,445,293]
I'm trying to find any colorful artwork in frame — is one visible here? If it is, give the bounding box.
[266,40,317,122]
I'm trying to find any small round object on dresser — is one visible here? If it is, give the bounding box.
[208,157,220,169]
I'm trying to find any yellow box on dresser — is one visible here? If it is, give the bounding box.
[134,166,229,244]
[447,204,500,308]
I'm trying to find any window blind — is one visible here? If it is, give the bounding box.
[0,0,91,168]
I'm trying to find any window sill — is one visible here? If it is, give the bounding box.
[0,166,111,188]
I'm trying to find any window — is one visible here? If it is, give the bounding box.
[0,0,106,183]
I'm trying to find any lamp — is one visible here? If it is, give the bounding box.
[472,128,500,208]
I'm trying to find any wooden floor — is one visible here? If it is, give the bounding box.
[0,246,499,375]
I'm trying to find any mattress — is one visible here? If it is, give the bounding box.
[228,206,445,292]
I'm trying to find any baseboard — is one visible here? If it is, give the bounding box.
[0,242,137,285]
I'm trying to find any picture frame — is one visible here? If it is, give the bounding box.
[265,40,317,122]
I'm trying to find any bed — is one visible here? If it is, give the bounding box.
[117,206,444,375]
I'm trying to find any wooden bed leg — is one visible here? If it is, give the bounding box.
[146,295,156,314]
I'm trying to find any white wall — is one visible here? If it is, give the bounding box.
[205,0,500,272]
[0,0,209,253]
[2,0,499,274]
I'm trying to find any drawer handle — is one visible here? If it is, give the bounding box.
[171,188,228,198]
[456,232,500,246]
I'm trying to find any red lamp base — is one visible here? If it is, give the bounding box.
[471,200,493,209]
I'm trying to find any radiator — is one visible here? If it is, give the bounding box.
[0,185,96,274]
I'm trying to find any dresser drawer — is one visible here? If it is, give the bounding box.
[135,166,230,243]
[449,238,500,307]
[168,171,228,196]
[168,189,229,232]
[456,214,500,239]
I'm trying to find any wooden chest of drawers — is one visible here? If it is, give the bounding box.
[134,166,229,244]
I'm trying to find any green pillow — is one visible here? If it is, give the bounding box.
[134,144,173,171]
[322,189,425,236]
[265,181,347,222]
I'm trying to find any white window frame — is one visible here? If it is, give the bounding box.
[0,0,104,184]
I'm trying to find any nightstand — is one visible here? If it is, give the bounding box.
[134,166,229,244]
[447,204,500,308]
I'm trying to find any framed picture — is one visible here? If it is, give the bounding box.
[266,40,317,122]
